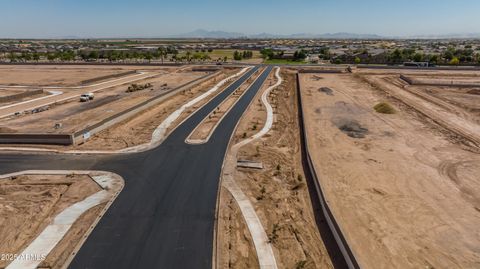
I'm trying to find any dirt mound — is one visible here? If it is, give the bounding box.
[336,119,368,138]
[318,87,334,96]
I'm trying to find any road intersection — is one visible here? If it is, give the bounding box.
[0,65,272,268]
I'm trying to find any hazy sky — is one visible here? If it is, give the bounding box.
[2,0,479,38]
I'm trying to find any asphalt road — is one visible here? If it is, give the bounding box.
[0,65,273,269]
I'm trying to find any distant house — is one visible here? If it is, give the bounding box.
[280,50,296,59]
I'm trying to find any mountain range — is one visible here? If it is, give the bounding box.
[172,29,480,39]
[172,29,384,39]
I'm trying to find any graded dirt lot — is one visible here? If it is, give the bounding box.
[358,71,480,147]
[0,68,207,135]
[0,174,102,268]
[300,71,480,268]
[0,66,134,87]
[218,69,333,269]
[73,68,240,150]
[0,88,25,97]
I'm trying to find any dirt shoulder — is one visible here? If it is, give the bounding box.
[300,72,480,268]
[0,174,102,268]
[218,69,333,269]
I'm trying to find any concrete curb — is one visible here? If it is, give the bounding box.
[0,68,250,155]
[220,67,280,269]
[185,67,264,145]
[2,170,124,269]
[0,72,156,119]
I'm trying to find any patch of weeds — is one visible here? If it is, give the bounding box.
[295,260,307,269]
[373,102,396,114]
[268,223,280,243]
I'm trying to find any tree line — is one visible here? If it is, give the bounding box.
[233,50,253,61]
[2,46,180,63]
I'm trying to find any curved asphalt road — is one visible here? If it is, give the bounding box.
[0,65,273,269]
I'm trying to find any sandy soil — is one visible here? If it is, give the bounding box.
[217,189,260,269]
[0,67,130,87]
[300,72,480,268]
[416,86,480,118]
[355,68,480,77]
[0,88,27,97]
[0,71,205,134]
[218,69,333,269]
[0,174,102,268]
[360,74,480,148]
[188,68,263,142]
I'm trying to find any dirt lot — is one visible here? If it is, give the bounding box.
[359,73,480,147]
[218,69,333,269]
[0,88,26,97]
[0,173,102,268]
[69,68,241,150]
[300,72,480,268]
[0,66,137,87]
[0,70,206,134]
[415,86,480,118]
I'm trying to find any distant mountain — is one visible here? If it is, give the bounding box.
[172,29,385,39]
[315,32,384,39]
[173,29,246,38]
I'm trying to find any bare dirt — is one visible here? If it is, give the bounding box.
[0,88,26,97]
[360,74,480,148]
[218,69,333,269]
[72,69,240,150]
[0,174,102,268]
[300,72,480,269]
[217,189,260,269]
[1,70,204,134]
[0,66,130,87]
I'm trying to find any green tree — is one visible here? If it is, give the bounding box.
[47,53,56,61]
[157,47,166,63]
[390,49,403,63]
[449,57,460,65]
[413,53,424,62]
[293,50,307,61]
[32,52,40,62]
[233,50,242,61]
[354,57,361,64]
[8,52,17,62]
[260,48,274,59]
[428,54,439,64]
[145,52,153,62]
[88,50,99,60]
